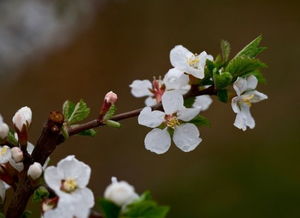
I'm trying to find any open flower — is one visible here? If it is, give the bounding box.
[138,91,202,154]
[170,45,213,79]
[231,75,268,131]
[104,177,139,207]
[130,68,190,106]
[44,155,94,209]
[0,115,9,139]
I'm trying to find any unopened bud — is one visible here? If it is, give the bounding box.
[105,91,118,104]
[11,147,23,162]
[12,106,32,132]
[28,162,42,180]
[0,123,9,139]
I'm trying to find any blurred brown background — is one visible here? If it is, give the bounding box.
[0,0,299,217]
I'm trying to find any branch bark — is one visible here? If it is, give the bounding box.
[5,85,216,217]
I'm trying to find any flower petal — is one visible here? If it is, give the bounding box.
[247,90,268,103]
[233,112,247,131]
[193,95,213,111]
[129,80,153,97]
[233,77,248,96]
[170,45,192,69]
[177,107,201,122]
[231,96,240,113]
[44,166,63,193]
[145,97,157,106]
[163,68,190,94]
[246,75,258,90]
[138,107,165,128]
[144,128,171,154]
[162,91,184,114]
[173,123,202,152]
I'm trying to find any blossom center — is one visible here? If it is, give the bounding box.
[241,94,255,107]
[165,115,180,128]
[187,55,200,68]
[0,147,8,156]
[150,78,166,103]
[61,178,78,193]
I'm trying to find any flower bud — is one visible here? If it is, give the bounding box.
[0,123,9,139]
[11,147,23,162]
[104,177,139,207]
[28,162,43,180]
[12,106,32,132]
[105,91,118,104]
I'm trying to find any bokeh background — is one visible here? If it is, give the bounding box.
[0,0,299,217]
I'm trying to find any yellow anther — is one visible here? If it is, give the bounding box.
[187,56,200,68]
[0,147,8,156]
[166,116,180,128]
[61,178,77,193]
[242,94,255,107]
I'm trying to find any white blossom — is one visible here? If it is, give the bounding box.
[104,177,139,207]
[28,162,43,180]
[130,68,190,106]
[44,155,94,211]
[0,145,11,164]
[231,75,268,131]
[0,115,9,139]
[12,106,32,131]
[170,45,213,79]
[193,95,213,111]
[138,91,202,154]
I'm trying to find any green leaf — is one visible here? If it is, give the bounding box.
[33,186,49,202]
[78,129,97,137]
[214,72,232,89]
[104,104,117,121]
[217,89,228,103]
[234,35,267,58]
[221,40,231,62]
[7,130,18,146]
[67,99,90,125]
[184,97,196,108]
[61,124,69,139]
[105,120,121,128]
[62,100,76,120]
[98,198,121,218]
[122,200,169,218]
[139,191,153,201]
[189,115,210,127]
[225,56,266,80]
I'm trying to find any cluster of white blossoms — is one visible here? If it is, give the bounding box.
[130,45,268,154]
[43,155,94,218]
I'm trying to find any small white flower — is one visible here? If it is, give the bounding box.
[193,95,213,111]
[104,177,139,207]
[170,45,213,79]
[231,75,268,131]
[28,162,43,180]
[12,106,32,131]
[130,68,190,106]
[0,115,9,139]
[44,155,94,209]
[0,145,11,164]
[138,91,202,154]
[11,147,23,162]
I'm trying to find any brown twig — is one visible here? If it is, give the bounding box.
[5,85,216,217]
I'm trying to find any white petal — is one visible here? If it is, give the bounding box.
[138,107,165,128]
[186,66,205,79]
[57,156,91,188]
[193,95,213,111]
[233,77,248,96]
[9,159,24,172]
[177,107,201,122]
[231,96,240,113]
[173,123,201,152]
[144,128,171,154]
[170,45,192,69]
[44,166,63,193]
[233,112,247,131]
[0,146,11,164]
[145,96,157,106]
[247,90,268,103]
[162,91,184,114]
[74,187,95,208]
[129,80,153,97]
[163,68,190,92]
[246,75,258,90]
[241,104,255,129]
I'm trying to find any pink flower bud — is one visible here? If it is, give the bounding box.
[105,91,118,104]
[11,147,23,162]
[28,162,43,180]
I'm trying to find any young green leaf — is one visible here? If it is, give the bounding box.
[78,129,97,137]
[33,186,49,202]
[189,115,210,127]
[98,198,121,218]
[62,100,76,120]
[221,40,231,62]
[67,99,90,125]
[7,130,18,146]
[214,72,232,89]
[104,104,117,121]
[234,35,267,58]
[61,124,69,139]
[217,89,228,103]
[105,120,121,128]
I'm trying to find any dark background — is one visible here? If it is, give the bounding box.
[0,0,299,217]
